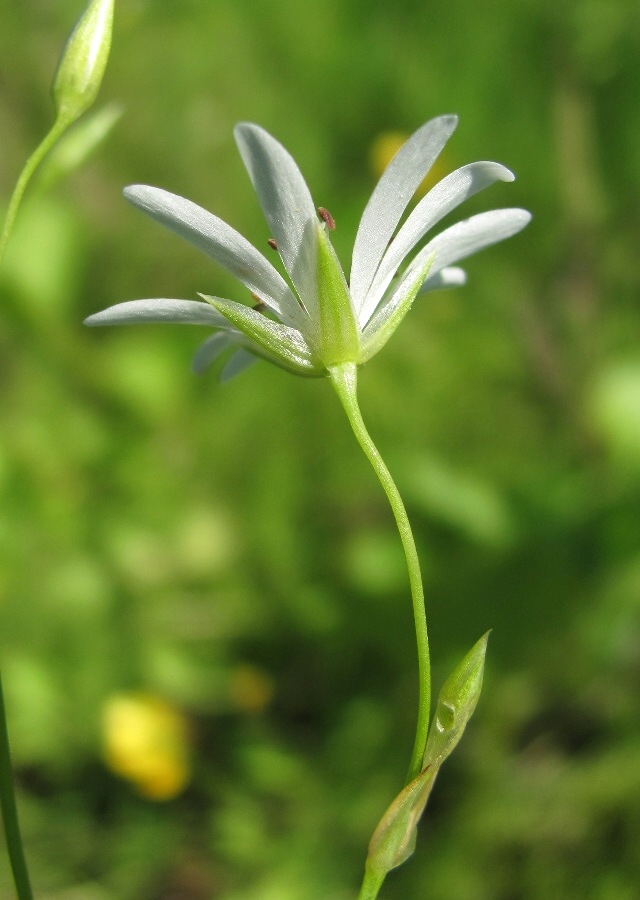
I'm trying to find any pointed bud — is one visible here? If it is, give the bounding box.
[52,0,114,127]
[363,632,489,884]
[423,631,489,769]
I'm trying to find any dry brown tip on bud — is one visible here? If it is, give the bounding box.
[317,207,336,230]
[267,238,278,250]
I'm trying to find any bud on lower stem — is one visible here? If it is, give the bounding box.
[362,633,489,886]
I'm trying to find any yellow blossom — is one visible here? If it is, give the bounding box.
[102,692,190,801]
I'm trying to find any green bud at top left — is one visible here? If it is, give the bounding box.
[52,0,114,127]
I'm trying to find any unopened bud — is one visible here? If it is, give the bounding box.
[52,0,114,127]
[423,631,489,769]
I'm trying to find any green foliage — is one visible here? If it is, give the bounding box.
[1,0,640,897]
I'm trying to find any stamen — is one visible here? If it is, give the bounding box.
[267,238,278,250]
[317,207,336,230]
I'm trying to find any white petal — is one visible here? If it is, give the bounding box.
[360,162,513,323]
[421,267,467,292]
[234,123,319,318]
[124,185,306,330]
[409,208,532,290]
[84,298,228,326]
[350,115,458,311]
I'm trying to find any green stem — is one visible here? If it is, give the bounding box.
[329,362,431,782]
[358,864,386,900]
[0,116,69,269]
[0,673,33,900]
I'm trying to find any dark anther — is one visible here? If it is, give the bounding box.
[267,238,278,250]
[317,207,336,230]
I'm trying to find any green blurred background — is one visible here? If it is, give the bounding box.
[1,0,640,897]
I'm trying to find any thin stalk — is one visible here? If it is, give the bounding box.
[329,361,431,782]
[358,864,386,900]
[0,673,33,900]
[0,117,68,268]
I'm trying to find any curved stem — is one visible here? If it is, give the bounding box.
[0,117,68,269]
[358,864,385,900]
[0,673,33,900]
[329,362,430,783]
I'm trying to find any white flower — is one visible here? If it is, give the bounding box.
[85,116,531,380]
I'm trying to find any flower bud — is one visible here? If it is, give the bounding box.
[52,0,114,127]
[364,632,489,882]
[423,631,489,769]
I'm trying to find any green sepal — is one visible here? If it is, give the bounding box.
[423,631,489,769]
[359,256,433,364]
[315,225,361,367]
[52,0,114,128]
[201,294,320,377]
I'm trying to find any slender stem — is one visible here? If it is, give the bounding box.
[329,362,431,782]
[0,112,70,900]
[0,116,69,269]
[358,864,385,900]
[0,673,33,900]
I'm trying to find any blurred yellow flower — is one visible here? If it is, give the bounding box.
[102,692,191,801]
[369,130,452,196]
